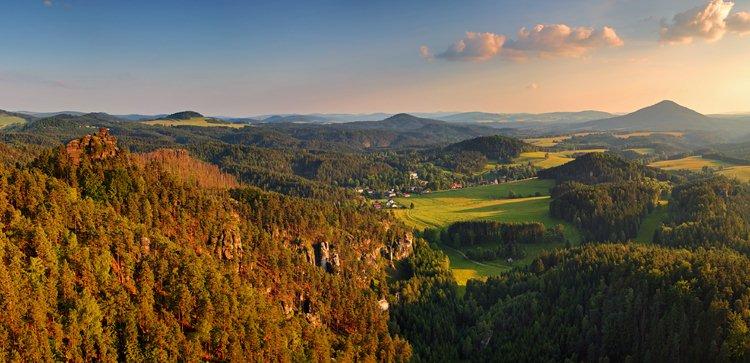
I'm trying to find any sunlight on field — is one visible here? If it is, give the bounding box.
[524,136,571,147]
[615,131,683,139]
[648,156,728,171]
[0,116,26,129]
[718,166,750,182]
[143,117,246,128]
[523,132,598,147]
[515,149,606,168]
[393,179,580,285]
[626,148,655,155]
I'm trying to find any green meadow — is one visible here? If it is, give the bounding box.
[0,115,26,129]
[394,179,580,285]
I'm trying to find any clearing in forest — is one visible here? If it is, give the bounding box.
[393,179,580,285]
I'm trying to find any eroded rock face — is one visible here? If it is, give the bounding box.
[388,232,414,262]
[210,212,244,261]
[65,128,120,166]
[314,241,341,273]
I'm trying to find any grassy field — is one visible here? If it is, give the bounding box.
[626,148,655,155]
[635,201,669,243]
[523,132,597,147]
[393,179,580,285]
[614,131,683,139]
[648,156,731,171]
[0,115,26,129]
[718,166,750,182]
[515,149,606,168]
[648,156,750,182]
[143,117,246,128]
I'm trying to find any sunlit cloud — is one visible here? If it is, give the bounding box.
[43,0,53,7]
[727,12,750,35]
[419,45,433,61]
[432,32,506,62]
[659,0,750,43]
[421,24,622,63]
[505,24,623,60]
[526,83,539,90]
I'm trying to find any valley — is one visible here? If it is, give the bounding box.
[3,99,750,361]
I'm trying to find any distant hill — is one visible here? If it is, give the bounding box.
[16,110,86,118]
[577,101,718,132]
[159,111,204,120]
[438,111,614,124]
[446,135,535,161]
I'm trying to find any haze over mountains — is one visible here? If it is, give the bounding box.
[7,100,750,139]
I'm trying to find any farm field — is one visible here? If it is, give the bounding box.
[515,149,606,168]
[614,131,683,139]
[0,115,26,129]
[143,117,246,128]
[523,132,598,147]
[648,156,731,171]
[393,179,580,285]
[718,166,750,182]
[626,148,655,155]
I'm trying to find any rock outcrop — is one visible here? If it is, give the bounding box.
[209,212,244,261]
[65,127,119,166]
[315,241,341,273]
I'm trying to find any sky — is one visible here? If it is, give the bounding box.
[1,0,749,116]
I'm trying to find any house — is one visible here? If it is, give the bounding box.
[451,182,462,189]
[373,202,382,209]
[408,172,418,180]
[385,199,398,208]
[402,193,411,198]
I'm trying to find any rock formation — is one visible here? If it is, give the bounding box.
[65,127,120,166]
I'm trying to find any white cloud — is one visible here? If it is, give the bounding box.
[43,0,53,7]
[526,83,539,90]
[431,32,506,62]
[505,24,623,59]
[423,24,622,62]
[727,11,750,35]
[660,0,735,43]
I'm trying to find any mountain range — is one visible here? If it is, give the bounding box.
[9,100,750,138]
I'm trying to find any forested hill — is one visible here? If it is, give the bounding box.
[538,152,657,184]
[445,135,536,162]
[0,131,413,361]
[463,244,750,361]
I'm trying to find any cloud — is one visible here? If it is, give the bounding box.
[727,11,750,35]
[422,24,621,62]
[43,0,53,7]
[659,0,738,43]
[505,24,623,59]
[419,45,433,61]
[430,32,506,62]
[526,83,539,90]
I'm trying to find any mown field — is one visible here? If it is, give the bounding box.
[523,132,597,147]
[614,131,683,139]
[648,156,729,170]
[515,149,606,168]
[0,115,26,129]
[718,166,750,182]
[647,155,750,182]
[143,117,246,128]
[393,179,581,285]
